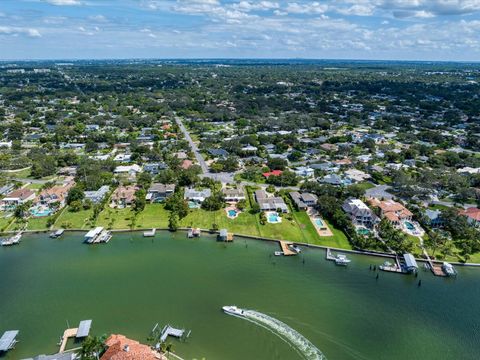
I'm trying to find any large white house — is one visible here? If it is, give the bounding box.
[342,198,378,228]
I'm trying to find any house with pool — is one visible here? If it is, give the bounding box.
[0,188,36,211]
[184,188,212,208]
[222,188,246,203]
[31,179,76,216]
[290,191,318,210]
[254,190,288,213]
[368,198,424,236]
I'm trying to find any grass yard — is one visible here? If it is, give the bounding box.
[0,212,14,231]
[354,181,375,191]
[96,207,136,229]
[27,216,53,230]
[4,167,32,179]
[136,204,170,229]
[54,207,94,229]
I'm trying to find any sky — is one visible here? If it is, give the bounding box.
[0,0,479,61]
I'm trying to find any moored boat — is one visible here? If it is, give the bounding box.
[442,262,457,277]
[335,254,351,266]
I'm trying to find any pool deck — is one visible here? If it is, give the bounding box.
[307,209,333,237]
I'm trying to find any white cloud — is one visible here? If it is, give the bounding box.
[285,2,329,14]
[43,0,81,5]
[0,26,41,37]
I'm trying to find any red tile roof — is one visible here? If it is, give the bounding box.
[262,170,283,178]
[460,207,480,221]
[101,334,163,360]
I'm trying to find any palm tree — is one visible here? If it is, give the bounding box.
[77,335,106,360]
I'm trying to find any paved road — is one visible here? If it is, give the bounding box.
[175,116,209,175]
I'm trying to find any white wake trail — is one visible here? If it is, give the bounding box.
[230,308,327,360]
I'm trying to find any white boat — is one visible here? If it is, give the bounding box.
[335,254,351,266]
[50,229,65,238]
[222,305,246,317]
[97,230,112,243]
[289,245,301,254]
[274,251,284,256]
[1,232,22,246]
[143,228,156,237]
[442,262,457,276]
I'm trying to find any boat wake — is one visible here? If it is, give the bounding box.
[227,308,327,360]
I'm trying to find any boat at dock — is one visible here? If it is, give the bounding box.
[0,330,19,353]
[187,228,201,238]
[326,248,351,265]
[334,254,351,266]
[274,251,284,256]
[1,232,22,246]
[289,245,301,254]
[49,229,65,238]
[143,228,156,237]
[442,262,457,277]
[84,227,111,244]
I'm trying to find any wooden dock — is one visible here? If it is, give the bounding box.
[423,249,447,277]
[59,328,78,353]
[279,241,296,256]
[325,248,335,261]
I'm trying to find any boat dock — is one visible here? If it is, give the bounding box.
[187,228,201,238]
[144,228,156,237]
[0,330,19,353]
[160,325,190,343]
[218,229,233,242]
[279,241,296,256]
[58,328,77,353]
[325,248,335,261]
[84,227,111,244]
[50,229,65,238]
[1,231,22,246]
[422,249,450,277]
[58,320,91,353]
[379,257,405,273]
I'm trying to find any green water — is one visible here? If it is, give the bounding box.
[1,232,479,360]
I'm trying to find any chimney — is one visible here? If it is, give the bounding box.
[123,344,130,352]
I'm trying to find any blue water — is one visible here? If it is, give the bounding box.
[30,207,53,217]
[268,213,280,223]
[228,210,237,217]
[315,219,324,227]
[405,222,415,230]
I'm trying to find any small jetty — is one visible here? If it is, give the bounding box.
[217,229,233,242]
[0,330,19,353]
[50,229,65,238]
[84,227,111,244]
[325,248,350,265]
[143,228,156,237]
[58,320,91,353]
[379,254,418,275]
[1,231,22,246]
[151,323,191,345]
[160,325,190,342]
[278,241,297,256]
[187,228,201,238]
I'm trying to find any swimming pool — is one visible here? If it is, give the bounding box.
[228,209,238,217]
[404,221,415,230]
[267,212,281,223]
[30,206,53,217]
[357,228,370,235]
[314,218,324,227]
[188,201,200,209]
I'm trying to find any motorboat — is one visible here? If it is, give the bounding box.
[442,262,457,276]
[335,254,351,266]
[274,251,284,256]
[289,245,302,254]
[50,229,65,238]
[222,306,246,317]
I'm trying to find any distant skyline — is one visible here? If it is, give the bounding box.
[0,0,479,61]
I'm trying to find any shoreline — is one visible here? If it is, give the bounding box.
[4,227,480,268]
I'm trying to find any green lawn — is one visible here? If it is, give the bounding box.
[4,167,31,179]
[136,203,170,229]
[0,213,14,231]
[26,183,43,190]
[96,207,136,229]
[54,207,94,229]
[354,181,375,191]
[27,216,53,230]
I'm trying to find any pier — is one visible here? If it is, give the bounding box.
[422,248,448,277]
[84,227,111,244]
[379,256,405,273]
[325,248,335,261]
[59,328,78,353]
[279,241,296,256]
[151,323,191,345]
[1,231,22,246]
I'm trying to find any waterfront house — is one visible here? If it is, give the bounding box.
[146,183,175,202]
[459,207,480,227]
[110,185,137,208]
[369,198,413,226]
[184,188,211,204]
[342,198,379,228]
[222,188,246,202]
[290,192,318,210]
[1,188,36,210]
[84,185,110,204]
[35,180,75,208]
[101,334,161,360]
[254,190,288,213]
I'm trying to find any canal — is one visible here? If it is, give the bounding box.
[0,231,479,359]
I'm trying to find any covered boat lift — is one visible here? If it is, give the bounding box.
[76,320,92,338]
[0,330,19,352]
